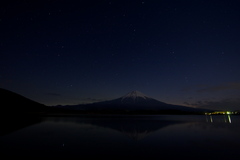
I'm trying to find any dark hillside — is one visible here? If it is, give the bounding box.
[0,88,48,113]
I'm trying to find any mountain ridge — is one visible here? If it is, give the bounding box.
[0,88,212,115]
[60,91,211,114]
[0,88,65,114]
[0,88,47,113]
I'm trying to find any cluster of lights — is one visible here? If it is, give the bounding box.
[205,111,233,123]
[205,111,233,115]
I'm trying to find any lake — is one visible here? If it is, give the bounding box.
[0,115,240,159]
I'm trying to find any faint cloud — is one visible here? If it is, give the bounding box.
[197,82,240,93]
[183,101,191,106]
[188,98,240,110]
[80,98,107,104]
[46,93,61,96]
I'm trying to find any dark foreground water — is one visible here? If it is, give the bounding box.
[0,115,240,159]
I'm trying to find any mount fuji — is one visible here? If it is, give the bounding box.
[60,91,211,114]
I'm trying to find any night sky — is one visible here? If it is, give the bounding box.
[1,0,240,110]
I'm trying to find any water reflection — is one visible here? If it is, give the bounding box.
[1,115,240,159]
[0,115,43,136]
[205,115,232,123]
[69,116,185,140]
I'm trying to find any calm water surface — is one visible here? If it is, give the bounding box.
[0,115,240,159]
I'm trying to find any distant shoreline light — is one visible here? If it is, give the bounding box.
[205,111,239,115]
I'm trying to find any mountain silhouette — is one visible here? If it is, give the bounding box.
[62,91,211,114]
[1,88,211,115]
[0,88,47,135]
[0,88,49,114]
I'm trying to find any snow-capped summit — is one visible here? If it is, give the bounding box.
[120,90,164,105]
[121,90,149,100]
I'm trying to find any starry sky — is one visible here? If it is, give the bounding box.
[1,0,240,110]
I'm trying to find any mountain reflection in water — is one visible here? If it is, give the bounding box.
[1,115,240,159]
[0,115,43,136]
[63,115,184,140]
